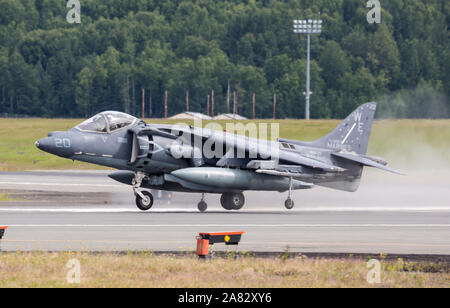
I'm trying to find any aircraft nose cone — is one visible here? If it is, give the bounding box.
[36,133,78,158]
[35,137,54,154]
[36,132,63,151]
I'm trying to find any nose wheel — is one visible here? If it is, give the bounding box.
[136,191,154,211]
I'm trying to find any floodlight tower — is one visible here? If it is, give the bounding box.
[293,19,322,120]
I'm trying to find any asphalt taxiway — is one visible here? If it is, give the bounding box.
[0,171,449,254]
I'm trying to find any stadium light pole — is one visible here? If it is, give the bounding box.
[293,19,322,120]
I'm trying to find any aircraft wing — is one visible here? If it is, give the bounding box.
[279,150,346,172]
[133,125,346,172]
[171,126,346,172]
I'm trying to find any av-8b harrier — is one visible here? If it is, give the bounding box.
[36,102,401,212]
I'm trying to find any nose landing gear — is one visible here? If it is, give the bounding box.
[133,171,154,211]
[136,191,154,211]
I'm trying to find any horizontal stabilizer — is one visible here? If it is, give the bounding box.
[332,152,405,175]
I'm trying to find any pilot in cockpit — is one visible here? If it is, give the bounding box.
[75,111,137,134]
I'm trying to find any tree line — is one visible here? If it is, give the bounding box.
[0,0,448,119]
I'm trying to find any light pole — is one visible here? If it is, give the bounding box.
[293,19,322,120]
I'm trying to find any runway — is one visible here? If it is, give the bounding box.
[0,170,449,254]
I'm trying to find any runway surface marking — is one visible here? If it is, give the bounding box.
[0,181,122,188]
[1,207,449,212]
[2,240,448,249]
[6,224,450,228]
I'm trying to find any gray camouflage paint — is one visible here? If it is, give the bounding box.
[36,103,401,195]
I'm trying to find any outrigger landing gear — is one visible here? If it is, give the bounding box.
[133,171,154,211]
[220,192,245,210]
[284,177,295,210]
[197,193,207,212]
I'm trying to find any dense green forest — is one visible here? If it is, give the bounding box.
[0,0,448,119]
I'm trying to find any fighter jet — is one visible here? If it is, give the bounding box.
[35,102,401,212]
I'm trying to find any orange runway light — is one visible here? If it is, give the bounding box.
[196,231,245,258]
[0,226,8,239]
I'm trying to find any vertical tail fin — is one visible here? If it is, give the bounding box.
[314,102,376,192]
[277,103,378,192]
[310,102,377,155]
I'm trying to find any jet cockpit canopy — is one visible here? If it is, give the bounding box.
[75,111,138,133]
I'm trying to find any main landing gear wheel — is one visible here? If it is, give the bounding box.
[220,194,232,210]
[284,198,294,210]
[136,191,154,211]
[220,193,245,210]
